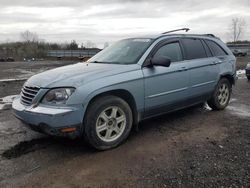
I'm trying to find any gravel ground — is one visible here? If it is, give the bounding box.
[0,61,77,98]
[0,60,77,80]
[0,58,249,188]
[236,56,250,70]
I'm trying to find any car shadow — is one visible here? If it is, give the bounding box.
[2,104,211,159]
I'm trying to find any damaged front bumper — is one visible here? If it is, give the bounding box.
[12,96,85,138]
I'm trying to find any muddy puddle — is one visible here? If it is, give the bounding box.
[1,137,87,159]
[227,104,250,117]
[1,138,53,159]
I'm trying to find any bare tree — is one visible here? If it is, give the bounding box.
[103,42,109,48]
[68,40,78,50]
[229,17,246,42]
[80,43,85,49]
[20,30,39,43]
[85,40,96,48]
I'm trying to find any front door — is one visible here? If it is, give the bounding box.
[142,40,189,117]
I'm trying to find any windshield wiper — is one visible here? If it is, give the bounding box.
[90,61,116,64]
[90,61,104,63]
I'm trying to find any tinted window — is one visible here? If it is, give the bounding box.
[201,40,212,57]
[182,38,207,60]
[154,42,182,62]
[205,40,227,56]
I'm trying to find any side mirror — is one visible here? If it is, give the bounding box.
[151,56,171,67]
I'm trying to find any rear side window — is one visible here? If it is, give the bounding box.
[205,40,227,56]
[154,42,183,62]
[181,38,207,60]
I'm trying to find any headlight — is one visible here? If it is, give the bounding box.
[247,63,250,68]
[42,88,75,105]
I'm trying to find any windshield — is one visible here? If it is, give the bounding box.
[88,38,153,64]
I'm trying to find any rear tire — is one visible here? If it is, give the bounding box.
[247,76,250,81]
[207,78,232,110]
[83,95,133,150]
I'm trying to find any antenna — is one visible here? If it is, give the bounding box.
[162,28,190,35]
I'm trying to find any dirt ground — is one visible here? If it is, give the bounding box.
[236,56,250,70]
[0,61,77,98]
[0,59,249,188]
[0,60,77,80]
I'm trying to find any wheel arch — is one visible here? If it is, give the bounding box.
[85,89,140,127]
[220,74,235,86]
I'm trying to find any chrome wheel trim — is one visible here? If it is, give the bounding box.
[96,106,126,142]
[217,83,229,106]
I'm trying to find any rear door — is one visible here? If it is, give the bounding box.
[180,38,219,100]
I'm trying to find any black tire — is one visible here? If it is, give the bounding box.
[83,95,133,150]
[207,78,232,110]
[247,76,250,81]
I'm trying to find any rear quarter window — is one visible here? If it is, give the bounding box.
[205,40,228,56]
[181,38,207,60]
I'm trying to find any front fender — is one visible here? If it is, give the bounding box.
[67,69,145,115]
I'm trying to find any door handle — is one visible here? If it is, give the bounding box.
[177,67,188,72]
[211,60,223,65]
[181,66,188,71]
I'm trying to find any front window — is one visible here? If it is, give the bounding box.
[154,42,183,62]
[88,38,153,65]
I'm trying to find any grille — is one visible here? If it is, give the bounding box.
[20,86,40,106]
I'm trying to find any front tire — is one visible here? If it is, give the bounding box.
[83,95,133,150]
[207,78,232,110]
[247,76,250,81]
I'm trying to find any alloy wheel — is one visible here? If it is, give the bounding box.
[217,83,230,106]
[96,106,126,142]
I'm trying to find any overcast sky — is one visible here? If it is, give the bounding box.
[0,0,250,47]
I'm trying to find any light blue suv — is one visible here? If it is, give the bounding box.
[12,32,236,150]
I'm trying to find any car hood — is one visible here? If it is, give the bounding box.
[25,63,140,88]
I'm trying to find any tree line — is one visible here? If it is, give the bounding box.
[0,31,100,60]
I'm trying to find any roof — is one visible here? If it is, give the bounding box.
[135,33,219,40]
[157,33,219,40]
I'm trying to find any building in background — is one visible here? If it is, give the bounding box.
[47,48,101,61]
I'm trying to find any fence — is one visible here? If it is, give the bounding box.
[227,44,250,55]
[47,49,101,58]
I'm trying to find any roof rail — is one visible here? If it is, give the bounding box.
[162,28,190,35]
[203,34,216,37]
